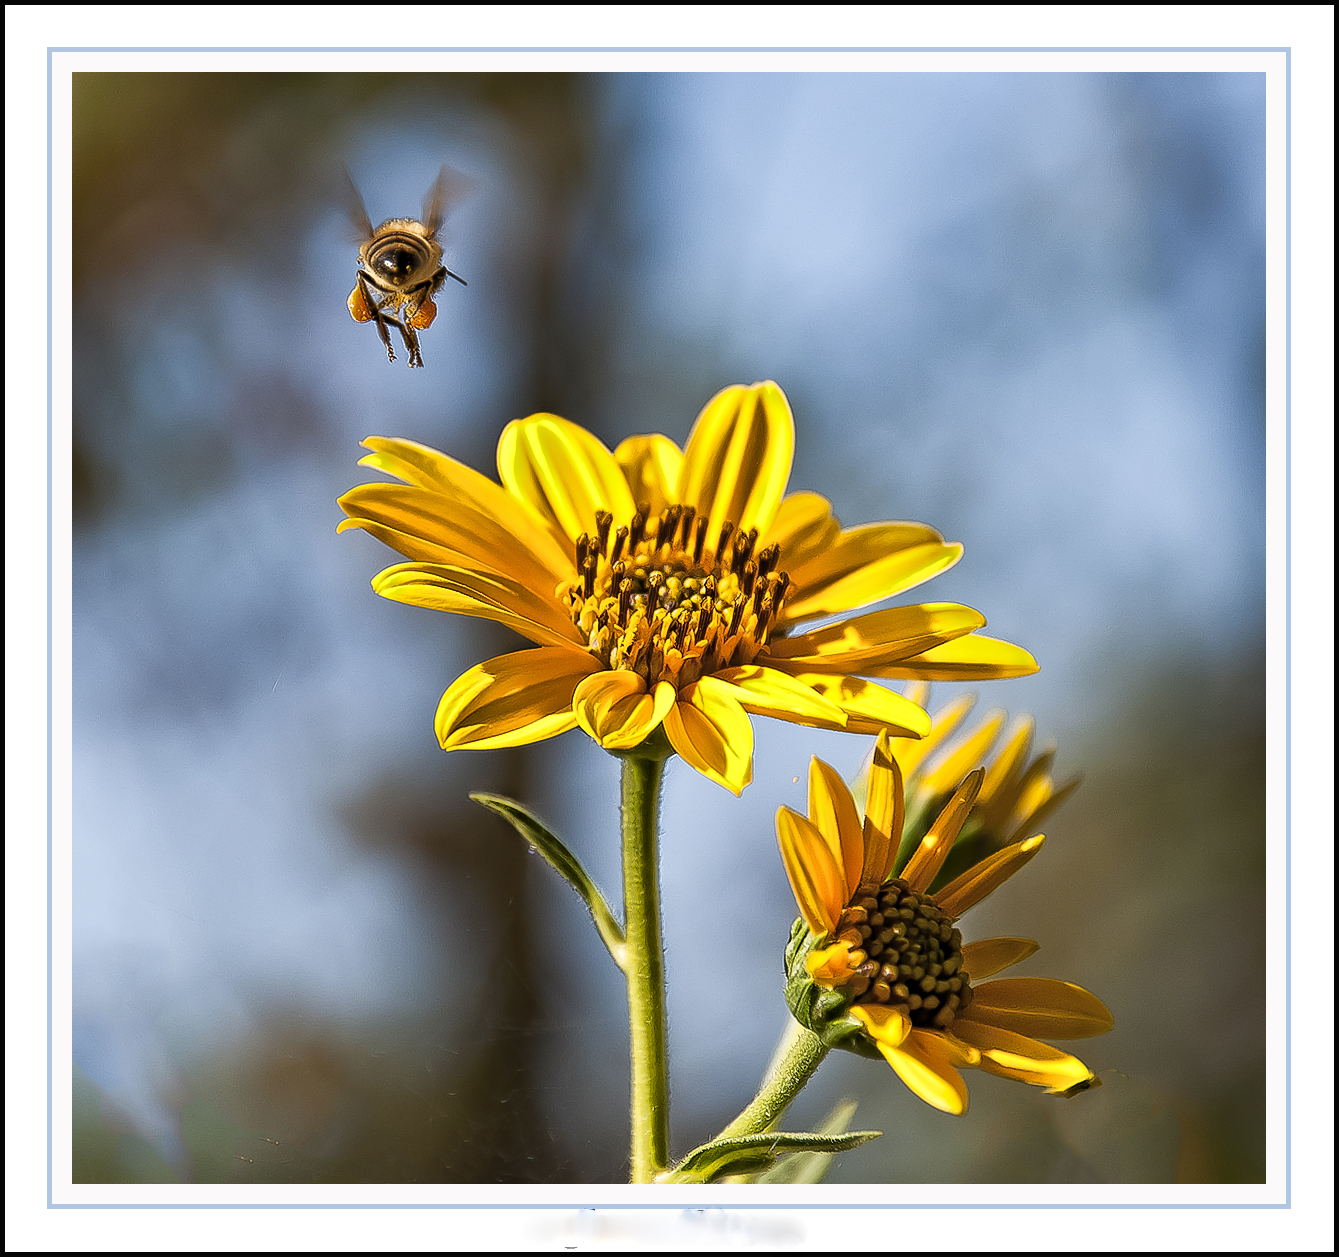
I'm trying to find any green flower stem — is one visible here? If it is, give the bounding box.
[716,1019,830,1140]
[620,752,670,1183]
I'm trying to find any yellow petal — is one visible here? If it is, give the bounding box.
[767,604,985,673]
[808,758,865,900]
[338,482,571,593]
[357,436,465,491]
[630,680,679,747]
[614,434,683,516]
[984,746,1054,835]
[573,672,676,750]
[763,491,841,571]
[784,519,943,575]
[960,936,1039,980]
[917,711,1006,799]
[978,715,1035,807]
[949,1020,1095,1091]
[848,1002,911,1048]
[916,1026,980,1069]
[679,381,794,542]
[860,731,904,887]
[1005,776,1080,846]
[497,412,637,544]
[866,634,1040,681]
[892,693,975,778]
[775,806,845,936]
[1005,771,1054,835]
[959,978,1114,1040]
[786,674,932,739]
[572,669,644,741]
[338,515,521,585]
[435,647,603,750]
[879,1029,974,1115]
[784,535,963,622]
[902,680,930,711]
[663,676,754,795]
[708,666,848,728]
[935,834,1045,918]
[371,562,587,649]
[902,768,984,893]
[355,436,573,575]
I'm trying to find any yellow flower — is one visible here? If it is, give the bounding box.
[339,382,1036,794]
[777,732,1111,1115]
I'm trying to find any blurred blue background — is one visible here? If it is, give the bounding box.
[72,71,1264,1183]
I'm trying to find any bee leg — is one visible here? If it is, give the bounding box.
[396,287,432,367]
[357,272,398,363]
[398,315,425,368]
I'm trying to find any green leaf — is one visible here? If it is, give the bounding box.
[470,793,627,971]
[754,1100,860,1184]
[661,1128,881,1184]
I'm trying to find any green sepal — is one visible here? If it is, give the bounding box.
[470,793,628,971]
[783,917,882,1061]
[660,1128,882,1184]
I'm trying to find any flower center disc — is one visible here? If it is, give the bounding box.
[837,878,972,1030]
[562,505,791,690]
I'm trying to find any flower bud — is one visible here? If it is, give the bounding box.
[784,917,884,1061]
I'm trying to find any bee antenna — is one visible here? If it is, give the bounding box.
[444,268,468,287]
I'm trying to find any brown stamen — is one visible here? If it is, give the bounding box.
[741,560,757,601]
[677,505,696,548]
[646,571,664,616]
[660,506,682,553]
[628,509,648,549]
[559,503,793,688]
[692,514,709,564]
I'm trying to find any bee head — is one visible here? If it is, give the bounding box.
[373,245,422,283]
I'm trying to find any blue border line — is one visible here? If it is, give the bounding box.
[47,44,1290,53]
[49,47,1289,1212]
[1283,45,1292,1212]
[46,43,56,1212]
[49,1202,1290,1211]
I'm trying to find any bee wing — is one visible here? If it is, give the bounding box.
[339,164,375,245]
[422,164,478,239]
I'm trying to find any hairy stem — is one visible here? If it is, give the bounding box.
[621,753,670,1182]
[717,1019,830,1139]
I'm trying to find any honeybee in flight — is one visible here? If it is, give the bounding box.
[343,165,469,368]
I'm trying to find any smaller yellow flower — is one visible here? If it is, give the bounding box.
[777,732,1111,1116]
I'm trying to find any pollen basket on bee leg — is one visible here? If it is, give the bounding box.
[409,297,438,330]
[347,285,376,323]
